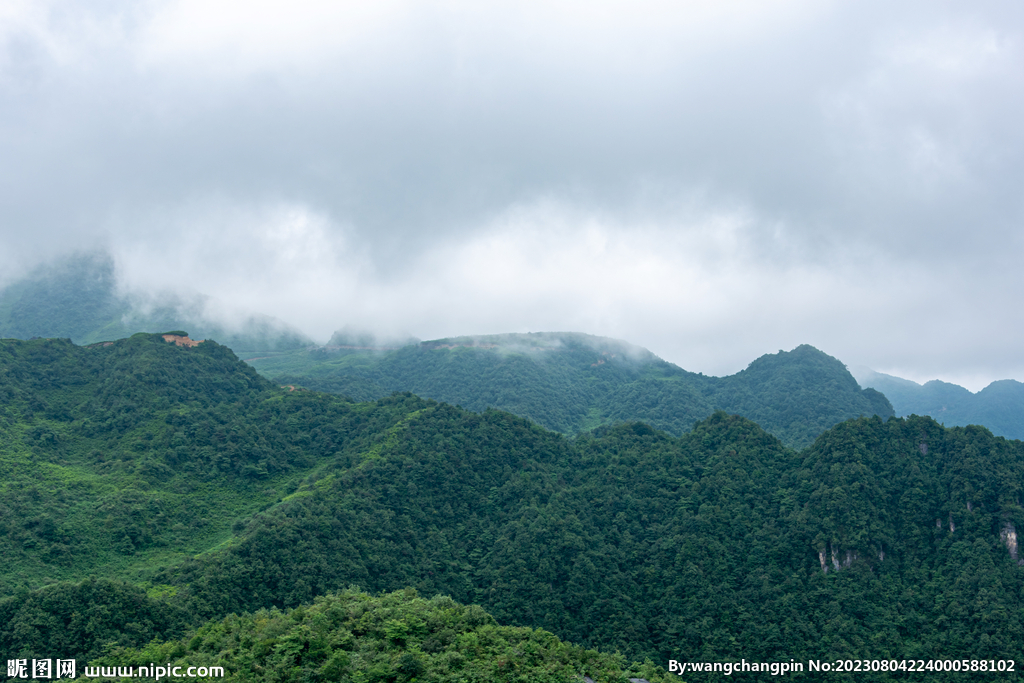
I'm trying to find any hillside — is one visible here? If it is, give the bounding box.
[2,334,1024,680]
[0,333,424,593]
[852,367,1024,440]
[143,410,1024,672]
[0,257,895,448]
[0,252,312,352]
[94,589,671,683]
[247,333,892,448]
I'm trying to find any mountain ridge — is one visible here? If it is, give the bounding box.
[2,333,1023,677]
[851,365,1024,440]
[247,334,892,449]
[11,252,1024,444]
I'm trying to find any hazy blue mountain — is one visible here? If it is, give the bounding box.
[0,252,127,342]
[246,333,892,448]
[852,366,1024,440]
[0,252,312,352]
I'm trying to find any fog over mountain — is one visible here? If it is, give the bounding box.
[1,1,1022,389]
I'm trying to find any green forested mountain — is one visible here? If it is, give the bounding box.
[0,333,431,594]
[0,252,312,351]
[0,255,892,448]
[852,366,1024,440]
[95,589,671,683]
[2,334,1023,680]
[247,333,892,449]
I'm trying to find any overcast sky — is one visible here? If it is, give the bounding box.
[1,0,1022,389]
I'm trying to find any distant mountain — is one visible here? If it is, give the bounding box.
[0,252,312,352]
[0,254,892,448]
[246,333,892,448]
[851,366,1024,440]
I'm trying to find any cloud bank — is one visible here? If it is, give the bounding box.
[1,0,1022,388]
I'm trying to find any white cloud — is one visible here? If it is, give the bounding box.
[130,0,820,74]
[2,0,1023,388]
[110,201,363,329]
[884,24,1008,78]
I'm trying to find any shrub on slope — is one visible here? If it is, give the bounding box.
[98,588,670,683]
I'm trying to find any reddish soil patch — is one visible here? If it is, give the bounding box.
[162,334,204,348]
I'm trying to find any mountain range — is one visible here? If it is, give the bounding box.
[246,332,892,449]
[4,252,1022,444]
[852,366,1024,440]
[1,333,1023,682]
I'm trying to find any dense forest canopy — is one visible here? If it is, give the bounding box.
[1,334,1023,681]
[247,333,893,449]
[93,588,673,683]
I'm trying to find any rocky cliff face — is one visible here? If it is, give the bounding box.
[1001,522,1021,564]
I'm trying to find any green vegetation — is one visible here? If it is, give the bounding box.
[247,333,892,449]
[854,367,1024,440]
[2,334,1023,681]
[98,589,669,683]
[0,254,894,447]
[0,579,190,662]
[143,410,1024,676]
[0,333,423,593]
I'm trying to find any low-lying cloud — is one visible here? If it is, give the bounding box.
[1,0,1022,389]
